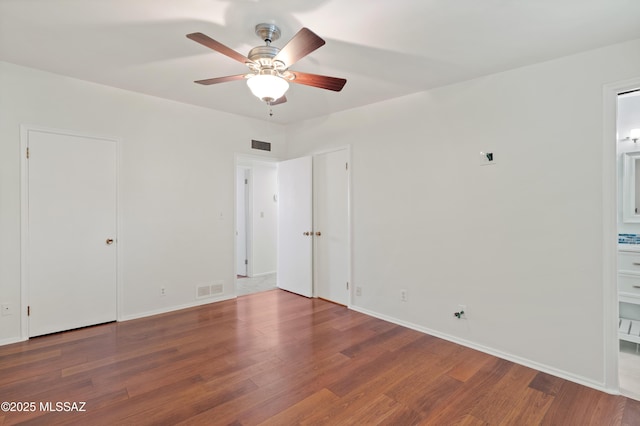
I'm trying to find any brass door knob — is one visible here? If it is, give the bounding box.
[106,238,114,245]
[303,232,310,236]
[315,231,322,236]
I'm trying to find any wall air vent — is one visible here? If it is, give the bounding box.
[251,139,271,151]
[196,282,224,299]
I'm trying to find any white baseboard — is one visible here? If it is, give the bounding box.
[247,271,276,278]
[349,305,618,396]
[119,294,236,322]
[0,336,27,347]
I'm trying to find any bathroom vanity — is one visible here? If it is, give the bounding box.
[619,245,640,344]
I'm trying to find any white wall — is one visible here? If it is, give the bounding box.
[0,61,285,343]
[285,39,640,388]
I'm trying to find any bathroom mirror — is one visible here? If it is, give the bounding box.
[623,151,640,223]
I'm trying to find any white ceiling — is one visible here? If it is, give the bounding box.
[1,0,640,124]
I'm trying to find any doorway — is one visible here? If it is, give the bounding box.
[21,126,118,338]
[235,156,278,296]
[276,148,351,305]
[616,88,640,399]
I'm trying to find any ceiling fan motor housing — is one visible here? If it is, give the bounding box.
[247,45,283,70]
[255,23,281,44]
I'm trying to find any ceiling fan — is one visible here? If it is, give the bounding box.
[186,24,347,107]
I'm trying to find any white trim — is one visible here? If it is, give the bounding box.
[350,305,617,395]
[0,337,27,347]
[603,77,640,394]
[20,126,29,340]
[119,294,236,322]
[250,271,277,277]
[19,124,121,339]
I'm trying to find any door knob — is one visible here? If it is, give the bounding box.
[303,232,310,236]
[106,238,114,245]
[315,231,322,236]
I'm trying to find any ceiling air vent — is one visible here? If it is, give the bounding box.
[251,139,271,151]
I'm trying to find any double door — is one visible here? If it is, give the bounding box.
[277,149,349,305]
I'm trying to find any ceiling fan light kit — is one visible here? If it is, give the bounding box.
[186,23,346,112]
[247,73,289,103]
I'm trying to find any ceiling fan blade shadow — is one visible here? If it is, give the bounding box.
[290,71,346,91]
[320,38,470,90]
[194,74,246,85]
[273,28,325,68]
[187,32,253,65]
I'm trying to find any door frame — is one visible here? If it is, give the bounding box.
[603,77,640,394]
[20,125,121,340]
[233,147,351,305]
[236,166,250,277]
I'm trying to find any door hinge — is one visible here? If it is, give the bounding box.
[245,259,248,265]
[27,306,30,316]
[244,178,248,184]
[346,282,349,290]
[26,147,30,159]
[345,162,348,171]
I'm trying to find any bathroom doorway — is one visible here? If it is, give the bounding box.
[616,87,640,399]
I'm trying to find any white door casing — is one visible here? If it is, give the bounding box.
[277,156,313,297]
[22,127,117,337]
[236,167,249,277]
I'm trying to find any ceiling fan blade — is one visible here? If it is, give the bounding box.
[290,71,347,92]
[270,96,287,106]
[194,74,246,85]
[273,28,325,68]
[187,32,252,65]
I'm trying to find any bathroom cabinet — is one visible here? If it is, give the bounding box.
[619,247,640,344]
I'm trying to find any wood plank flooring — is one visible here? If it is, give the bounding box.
[0,289,639,425]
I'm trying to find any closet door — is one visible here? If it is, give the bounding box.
[314,149,349,305]
[26,128,117,337]
[277,156,313,297]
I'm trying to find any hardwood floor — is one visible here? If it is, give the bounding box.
[1,289,639,425]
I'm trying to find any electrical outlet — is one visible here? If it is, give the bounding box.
[160,287,166,296]
[1,304,12,316]
[355,287,362,297]
[400,289,407,302]
[458,304,467,319]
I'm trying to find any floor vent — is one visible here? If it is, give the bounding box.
[196,282,224,299]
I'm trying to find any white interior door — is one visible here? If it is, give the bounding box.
[236,167,248,277]
[277,156,313,297]
[26,128,117,337]
[314,149,350,305]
